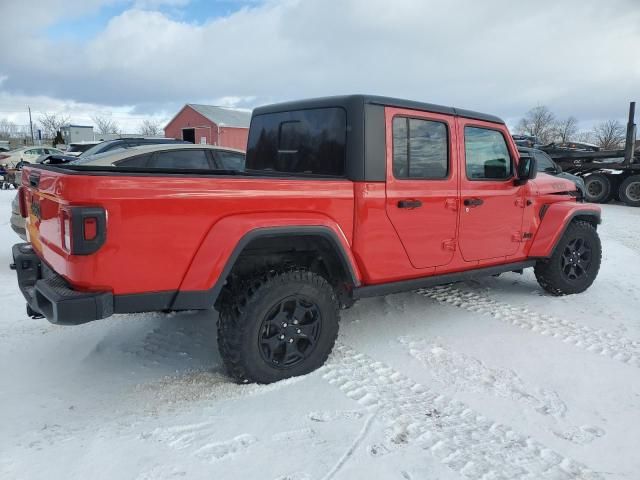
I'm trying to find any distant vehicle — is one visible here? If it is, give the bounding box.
[555,141,600,152]
[40,137,189,165]
[0,146,64,169]
[10,193,26,240]
[536,102,639,206]
[0,146,10,152]
[518,147,586,199]
[8,144,245,239]
[512,134,538,148]
[62,141,101,157]
[71,143,245,171]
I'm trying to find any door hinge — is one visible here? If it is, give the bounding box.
[442,239,457,251]
[512,232,533,242]
[445,198,458,211]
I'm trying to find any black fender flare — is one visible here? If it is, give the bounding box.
[534,209,601,259]
[171,226,359,310]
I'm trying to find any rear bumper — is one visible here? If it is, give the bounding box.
[11,243,113,325]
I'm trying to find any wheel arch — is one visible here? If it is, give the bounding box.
[171,225,361,310]
[528,204,601,258]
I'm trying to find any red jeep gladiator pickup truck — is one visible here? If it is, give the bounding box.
[11,95,602,383]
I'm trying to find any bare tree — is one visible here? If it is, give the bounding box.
[92,115,120,135]
[138,119,162,137]
[553,116,578,144]
[38,113,70,139]
[0,118,16,139]
[575,130,595,144]
[516,106,556,144]
[591,120,626,150]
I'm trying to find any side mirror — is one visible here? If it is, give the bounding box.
[515,155,537,185]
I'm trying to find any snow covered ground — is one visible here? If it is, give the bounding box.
[0,188,638,480]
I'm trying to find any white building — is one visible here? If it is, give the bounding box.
[60,124,94,144]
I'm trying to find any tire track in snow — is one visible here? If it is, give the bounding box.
[398,336,605,445]
[152,421,319,465]
[153,422,257,462]
[418,285,640,368]
[322,344,602,480]
[399,336,567,418]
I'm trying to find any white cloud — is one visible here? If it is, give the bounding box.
[1,0,639,129]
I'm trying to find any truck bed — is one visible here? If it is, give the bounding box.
[21,164,355,295]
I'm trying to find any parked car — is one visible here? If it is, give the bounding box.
[7,144,245,239]
[70,144,245,170]
[12,94,601,384]
[40,137,190,165]
[0,146,64,169]
[10,193,26,240]
[62,141,101,157]
[518,147,586,199]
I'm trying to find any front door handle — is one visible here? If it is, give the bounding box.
[398,199,422,209]
[463,198,484,207]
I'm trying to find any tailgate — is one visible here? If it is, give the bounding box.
[21,166,66,256]
[20,165,106,279]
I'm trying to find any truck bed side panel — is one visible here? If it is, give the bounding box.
[24,168,354,295]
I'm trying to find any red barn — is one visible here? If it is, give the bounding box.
[164,104,251,150]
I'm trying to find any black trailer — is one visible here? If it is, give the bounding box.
[538,102,639,207]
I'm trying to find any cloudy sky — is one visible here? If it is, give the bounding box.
[1,0,639,133]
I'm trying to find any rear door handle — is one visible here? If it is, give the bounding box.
[397,199,422,209]
[463,198,484,207]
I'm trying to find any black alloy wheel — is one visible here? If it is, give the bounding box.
[259,295,322,368]
[560,237,593,281]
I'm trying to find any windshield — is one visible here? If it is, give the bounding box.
[70,150,124,165]
[68,144,97,154]
[80,141,115,157]
[534,151,558,172]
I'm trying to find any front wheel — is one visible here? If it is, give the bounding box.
[217,270,339,383]
[534,221,602,296]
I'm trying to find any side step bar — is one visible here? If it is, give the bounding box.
[352,261,537,299]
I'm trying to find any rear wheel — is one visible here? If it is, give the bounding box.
[618,175,640,207]
[217,269,339,383]
[584,173,612,203]
[534,221,601,296]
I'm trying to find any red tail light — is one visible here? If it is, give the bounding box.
[61,209,72,251]
[18,186,28,218]
[0,154,9,161]
[60,206,106,255]
[83,217,97,241]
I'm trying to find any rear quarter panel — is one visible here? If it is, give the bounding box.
[23,167,354,295]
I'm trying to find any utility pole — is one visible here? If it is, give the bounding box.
[28,106,34,145]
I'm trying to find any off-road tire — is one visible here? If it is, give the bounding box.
[217,269,339,384]
[618,175,640,207]
[534,221,601,296]
[583,173,611,203]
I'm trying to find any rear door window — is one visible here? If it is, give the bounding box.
[246,107,346,176]
[149,149,211,169]
[464,127,512,180]
[392,117,448,179]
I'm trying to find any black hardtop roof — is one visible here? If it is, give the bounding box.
[252,94,504,124]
